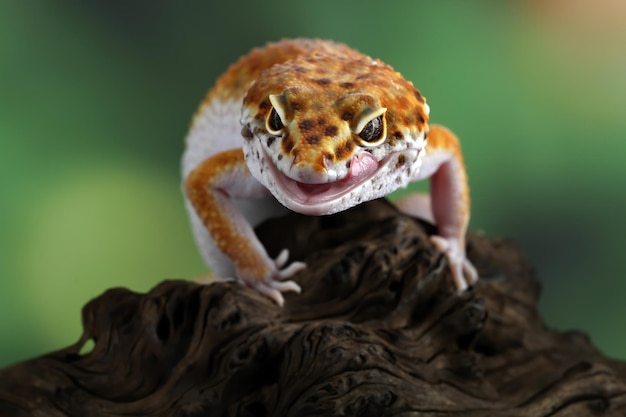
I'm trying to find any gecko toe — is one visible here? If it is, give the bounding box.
[252,282,286,306]
[277,261,306,279]
[274,249,290,268]
[430,235,450,253]
[273,249,306,279]
[451,264,469,293]
[463,260,479,284]
[270,279,302,294]
[430,234,478,292]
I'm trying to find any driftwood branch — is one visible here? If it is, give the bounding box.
[1,199,625,416]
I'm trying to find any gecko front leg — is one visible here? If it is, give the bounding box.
[184,148,305,306]
[398,125,478,291]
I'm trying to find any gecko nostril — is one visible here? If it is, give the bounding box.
[292,150,302,165]
[312,151,333,172]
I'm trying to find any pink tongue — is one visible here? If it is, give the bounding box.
[343,152,379,186]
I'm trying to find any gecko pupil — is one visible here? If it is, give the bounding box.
[268,108,284,132]
[359,116,383,142]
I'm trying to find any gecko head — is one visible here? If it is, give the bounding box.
[240,54,430,215]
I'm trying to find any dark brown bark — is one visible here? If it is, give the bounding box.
[1,199,625,416]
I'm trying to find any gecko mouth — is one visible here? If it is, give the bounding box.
[264,151,393,213]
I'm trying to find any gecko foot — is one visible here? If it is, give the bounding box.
[243,249,306,307]
[430,235,478,292]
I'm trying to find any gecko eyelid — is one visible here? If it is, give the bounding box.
[357,114,386,146]
[266,107,285,134]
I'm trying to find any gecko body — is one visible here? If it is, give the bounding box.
[183,39,477,305]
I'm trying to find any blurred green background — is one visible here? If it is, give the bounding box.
[1,1,625,367]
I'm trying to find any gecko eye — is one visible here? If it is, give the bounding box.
[358,115,385,145]
[266,107,285,134]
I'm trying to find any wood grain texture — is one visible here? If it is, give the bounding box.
[1,199,625,416]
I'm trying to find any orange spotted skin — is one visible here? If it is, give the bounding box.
[185,149,269,278]
[182,39,477,305]
[200,39,359,104]
[238,39,431,216]
[241,40,429,173]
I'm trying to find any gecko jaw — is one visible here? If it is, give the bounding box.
[262,150,407,216]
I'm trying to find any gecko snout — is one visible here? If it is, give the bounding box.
[288,147,334,183]
[290,162,330,183]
